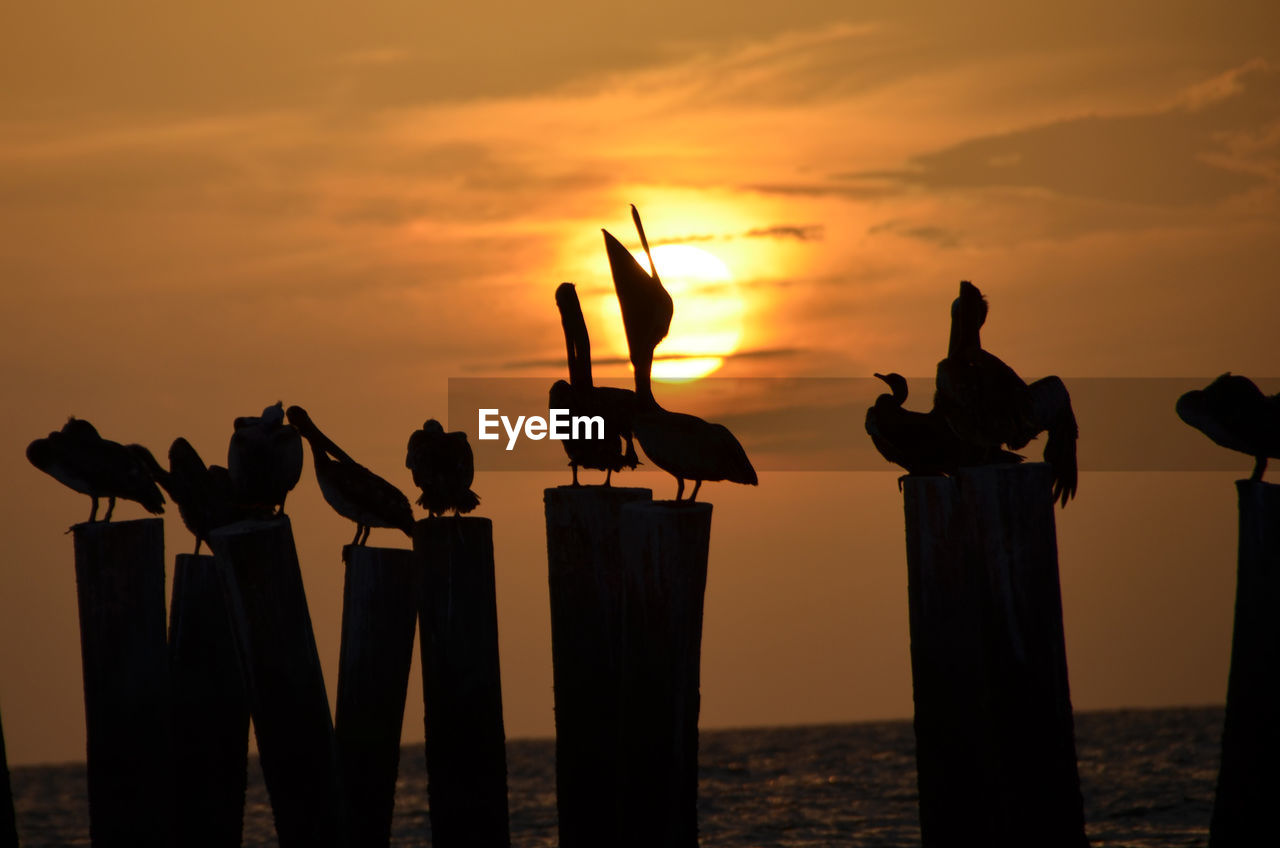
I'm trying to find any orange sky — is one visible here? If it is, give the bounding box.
[2,2,1278,765]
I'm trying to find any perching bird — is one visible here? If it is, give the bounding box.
[605,205,757,501]
[1176,373,1280,482]
[227,401,303,515]
[27,417,165,523]
[142,438,263,554]
[405,419,481,517]
[866,372,1022,486]
[286,406,414,546]
[933,281,1078,507]
[551,281,639,485]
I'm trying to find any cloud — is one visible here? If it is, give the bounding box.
[846,60,1279,207]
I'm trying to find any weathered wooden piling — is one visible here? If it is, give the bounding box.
[414,517,510,848]
[543,486,653,847]
[335,545,419,848]
[616,500,713,848]
[902,476,989,841]
[903,464,1087,848]
[1210,480,1280,847]
[1,707,17,848]
[169,553,250,847]
[208,517,348,848]
[71,518,173,847]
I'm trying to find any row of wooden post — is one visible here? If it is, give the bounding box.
[53,464,1278,847]
[68,514,509,848]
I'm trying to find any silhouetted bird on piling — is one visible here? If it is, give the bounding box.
[866,372,1022,487]
[1177,373,1280,482]
[551,281,639,485]
[143,438,263,554]
[605,205,757,501]
[27,417,165,522]
[934,280,1078,507]
[405,419,481,517]
[227,401,303,515]
[286,406,414,546]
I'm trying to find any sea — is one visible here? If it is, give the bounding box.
[9,706,1220,847]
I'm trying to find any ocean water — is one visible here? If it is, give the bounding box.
[10,706,1220,847]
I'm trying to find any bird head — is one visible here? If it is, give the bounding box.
[555,282,577,307]
[421,419,445,436]
[285,405,312,432]
[873,372,909,404]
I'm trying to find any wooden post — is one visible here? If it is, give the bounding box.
[71,518,173,848]
[169,553,250,847]
[208,517,349,848]
[903,465,1087,848]
[1210,480,1280,847]
[414,517,510,848]
[616,501,712,848]
[902,476,989,843]
[543,486,652,848]
[335,546,419,848]
[0,707,17,848]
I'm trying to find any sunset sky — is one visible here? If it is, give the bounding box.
[2,2,1278,765]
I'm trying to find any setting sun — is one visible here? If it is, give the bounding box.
[599,243,746,381]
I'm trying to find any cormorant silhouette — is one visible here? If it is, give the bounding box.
[551,281,639,485]
[142,438,264,554]
[605,205,757,501]
[227,401,303,515]
[1177,373,1280,482]
[405,419,481,517]
[26,417,165,522]
[286,406,414,546]
[934,281,1078,507]
[866,372,1022,487]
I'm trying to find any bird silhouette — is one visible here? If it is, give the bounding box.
[142,438,264,554]
[866,372,1022,487]
[1176,373,1280,482]
[551,281,639,485]
[27,417,165,523]
[227,401,303,515]
[286,406,414,546]
[605,205,757,501]
[933,281,1078,507]
[405,419,481,517]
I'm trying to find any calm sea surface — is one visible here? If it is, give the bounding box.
[10,706,1220,847]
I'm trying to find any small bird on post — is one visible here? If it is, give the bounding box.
[933,280,1078,507]
[286,405,414,546]
[551,281,639,486]
[1177,373,1280,482]
[27,417,165,522]
[405,420,481,517]
[865,371,1022,488]
[605,205,757,501]
[227,401,303,515]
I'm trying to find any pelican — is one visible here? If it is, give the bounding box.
[866,372,1022,486]
[286,406,413,546]
[933,281,1078,507]
[1177,373,1280,481]
[142,438,262,554]
[405,419,481,517]
[227,401,303,515]
[26,417,165,522]
[605,205,757,501]
[551,281,639,485]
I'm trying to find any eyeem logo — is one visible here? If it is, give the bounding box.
[478,408,604,451]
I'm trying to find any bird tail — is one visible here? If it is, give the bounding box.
[1030,376,1078,507]
[454,489,481,516]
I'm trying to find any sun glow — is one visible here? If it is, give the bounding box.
[600,243,746,382]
